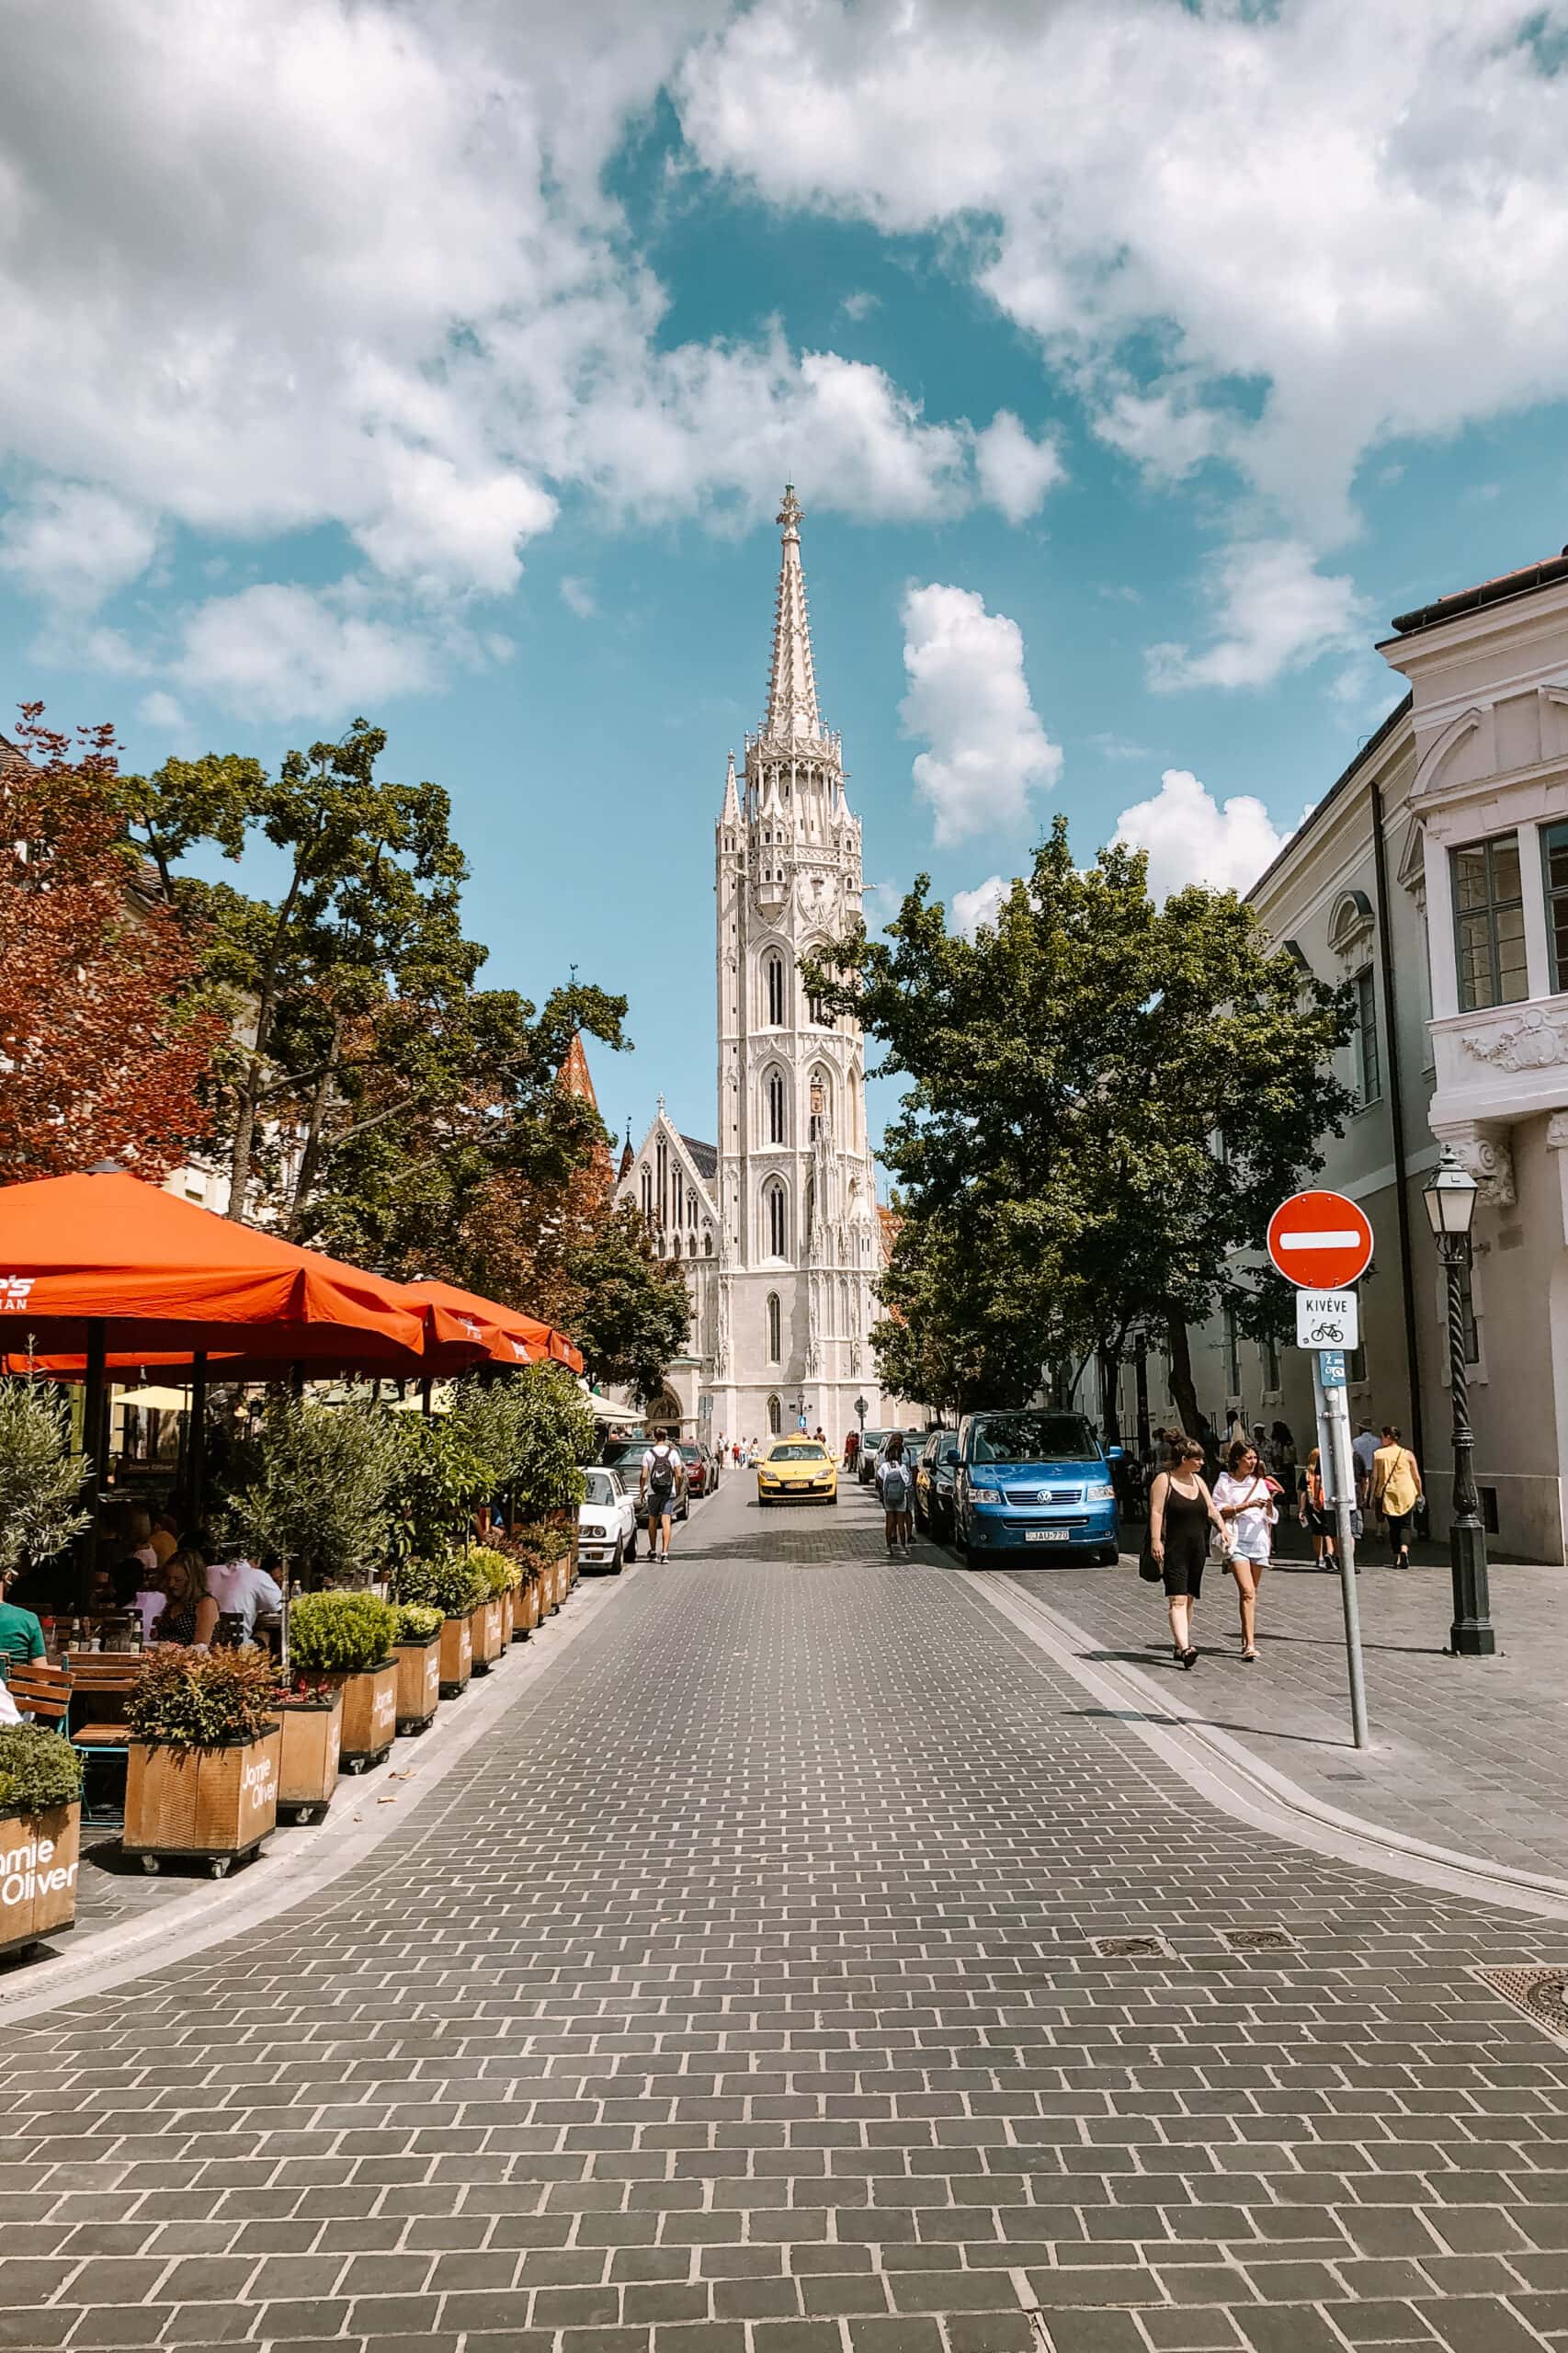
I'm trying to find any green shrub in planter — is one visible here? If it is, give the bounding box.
[287,1591,402,1674]
[471,1545,518,1598]
[126,1648,282,1749]
[0,1723,84,1813]
[392,1602,442,1643]
[392,1553,489,1617]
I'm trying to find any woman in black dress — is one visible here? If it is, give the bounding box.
[1148,1434,1230,1668]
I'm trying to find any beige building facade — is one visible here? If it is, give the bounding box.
[1152,547,1568,1561]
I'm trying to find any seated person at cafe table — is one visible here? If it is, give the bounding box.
[0,1567,46,1679]
[204,1548,284,1639]
[151,1549,220,1649]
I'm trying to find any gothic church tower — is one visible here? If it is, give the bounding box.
[710,488,889,1442]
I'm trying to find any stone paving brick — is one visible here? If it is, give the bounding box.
[7,1483,1568,2353]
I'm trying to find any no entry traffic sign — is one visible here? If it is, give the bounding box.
[1267,1189,1373,1290]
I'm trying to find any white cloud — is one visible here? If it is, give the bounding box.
[0,0,1059,714]
[173,579,487,721]
[679,0,1568,540]
[973,411,1065,524]
[1146,540,1364,693]
[899,582,1062,846]
[0,483,158,610]
[137,689,188,733]
[1088,731,1152,761]
[560,575,598,620]
[840,290,879,321]
[951,874,1007,937]
[1113,767,1292,903]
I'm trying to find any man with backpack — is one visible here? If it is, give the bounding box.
[876,1432,915,1559]
[641,1433,687,1563]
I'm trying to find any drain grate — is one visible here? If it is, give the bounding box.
[1475,1965,1568,2044]
[1221,1926,1297,1953]
[1092,1932,1174,1961]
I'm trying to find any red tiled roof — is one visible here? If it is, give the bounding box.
[1390,547,1568,637]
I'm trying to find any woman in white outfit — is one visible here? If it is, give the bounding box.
[1211,1437,1278,1663]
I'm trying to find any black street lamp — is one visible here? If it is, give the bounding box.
[1423,1145,1496,1657]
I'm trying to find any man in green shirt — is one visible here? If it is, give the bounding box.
[0,1572,46,1679]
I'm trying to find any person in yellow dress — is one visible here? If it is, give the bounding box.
[1370,1424,1424,1571]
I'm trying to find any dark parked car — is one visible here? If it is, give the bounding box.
[915,1430,960,1539]
[679,1442,713,1498]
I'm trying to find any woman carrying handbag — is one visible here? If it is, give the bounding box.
[1212,1437,1278,1663]
[1143,1435,1231,1669]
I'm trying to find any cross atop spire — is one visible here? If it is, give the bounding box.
[763,483,822,744]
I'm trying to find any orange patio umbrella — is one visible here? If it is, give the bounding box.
[0,1171,429,1365]
[401,1276,584,1376]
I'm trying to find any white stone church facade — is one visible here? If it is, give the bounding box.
[616,490,898,1446]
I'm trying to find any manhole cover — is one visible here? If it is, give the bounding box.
[1092,1932,1173,1961]
[1221,1927,1296,1952]
[1475,1965,1568,2043]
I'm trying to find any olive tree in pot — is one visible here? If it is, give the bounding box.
[0,1725,85,1959]
[122,1648,283,1877]
[286,1591,403,1772]
[228,1396,403,1668]
[506,1366,595,1606]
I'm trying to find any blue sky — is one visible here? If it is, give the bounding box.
[4,0,1568,1159]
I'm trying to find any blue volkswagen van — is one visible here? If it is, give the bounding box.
[953,1408,1120,1564]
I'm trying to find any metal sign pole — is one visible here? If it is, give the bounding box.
[1312,1351,1369,1750]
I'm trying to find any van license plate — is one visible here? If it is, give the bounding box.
[1025,1529,1069,1543]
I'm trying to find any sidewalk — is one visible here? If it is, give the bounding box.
[1004,1550,1568,1881]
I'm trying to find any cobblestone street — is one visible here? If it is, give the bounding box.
[9,1475,1568,2353]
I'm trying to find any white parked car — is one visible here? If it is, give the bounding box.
[577,1465,638,1572]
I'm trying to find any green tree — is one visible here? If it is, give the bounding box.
[509,1362,596,1520]
[0,1380,91,1578]
[227,1394,403,1587]
[806,818,1355,1429]
[563,1204,690,1404]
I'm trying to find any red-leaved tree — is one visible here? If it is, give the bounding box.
[0,708,224,1182]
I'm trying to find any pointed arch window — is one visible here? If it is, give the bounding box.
[767,1292,781,1363]
[764,951,786,1027]
[767,1393,782,1437]
[766,1069,787,1144]
[763,1178,787,1260]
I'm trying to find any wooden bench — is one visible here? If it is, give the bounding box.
[6,1658,70,1726]
[65,1657,143,1826]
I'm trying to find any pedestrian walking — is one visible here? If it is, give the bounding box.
[1352,1418,1379,1505]
[1212,1437,1278,1662]
[876,1432,915,1558]
[1147,1435,1229,1669]
[844,1428,859,1472]
[1298,1447,1335,1569]
[1370,1424,1423,1570]
[641,1436,685,1562]
[1268,1421,1297,1493]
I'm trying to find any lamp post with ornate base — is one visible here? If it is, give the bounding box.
[1424,1147,1497,1659]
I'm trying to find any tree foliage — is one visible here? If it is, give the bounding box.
[806,819,1356,1426]
[508,1362,596,1520]
[227,1394,403,1586]
[0,1378,91,1580]
[0,711,223,1181]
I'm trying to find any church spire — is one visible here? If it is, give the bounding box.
[763,484,821,744]
[722,747,740,823]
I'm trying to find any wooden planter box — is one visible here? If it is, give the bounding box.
[393,1635,440,1734]
[318,1661,399,1770]
[438,1609,473,1699]
[472,1596,506,1675]
[0,1802,81,1959]
[500,1586,516,1646]
[277,1692,342,1822]
[124,1726,282,1877]
[511,1574,534,1641]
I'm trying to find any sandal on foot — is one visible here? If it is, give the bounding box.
[1181,1647,1199,1669]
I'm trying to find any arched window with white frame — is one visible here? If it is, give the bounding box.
[767,1393,782,1436]
[767,1291,781,1363]
[766,1068,788,1145]
[762,1177,788,1260]
[763,951,786,1028]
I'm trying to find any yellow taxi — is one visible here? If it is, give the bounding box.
[756,1437,838,1506]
